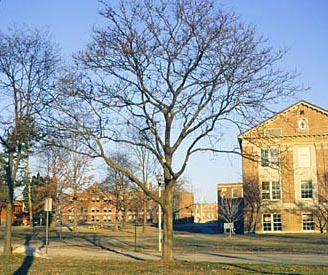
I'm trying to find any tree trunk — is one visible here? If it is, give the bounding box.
[4,151,15,255]
[73,196,78,231]
[162,187,174,261]
[26,156,34,227]
[3,201,13,255]
[114,207,119,231]
[122,209,127,230]
[142,197,147,233]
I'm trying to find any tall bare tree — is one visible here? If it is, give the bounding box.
[51,0,300,260]
[0,27,59,254]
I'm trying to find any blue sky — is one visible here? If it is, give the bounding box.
[1,1,327,202]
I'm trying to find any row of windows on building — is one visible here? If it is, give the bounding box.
[261,181,313,200]
[68,207,113,213]
[262,213,315,232]
[68,215,113,223]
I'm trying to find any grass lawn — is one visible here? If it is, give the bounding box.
[1,256,328,275]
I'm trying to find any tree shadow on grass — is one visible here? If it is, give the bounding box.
[13,234,34,275]
[83,235,145,261]
[225,263,302,275]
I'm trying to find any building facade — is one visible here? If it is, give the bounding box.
[217,183,244,233]
[194,202,218,223]
[239,100,328,233]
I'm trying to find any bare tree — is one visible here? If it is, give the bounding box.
[243,177,268,233]
[51,0,300,260]
[0,27,59,254]
[218,196,243,237]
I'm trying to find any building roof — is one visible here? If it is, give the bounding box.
[238,100,328,141]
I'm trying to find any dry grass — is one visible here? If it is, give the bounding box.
[1,255,328,275]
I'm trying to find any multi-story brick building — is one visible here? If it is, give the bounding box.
[217,183,243,233]
[239,100,328,233]
[60,184,195,227]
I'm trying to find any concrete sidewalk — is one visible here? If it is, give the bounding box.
[2,242,328,266]
[37,244,328,265]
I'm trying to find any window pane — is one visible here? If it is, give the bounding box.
[270,149,279,165]
[302,213,314,231]
[263,214,272,231]
[272,181,281,200]
[262,182,270,199]
[273,214,282,231]
[261,149,269,167]
[301,181,313,199]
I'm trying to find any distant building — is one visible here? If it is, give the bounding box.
[217,183,244,234]
[60,184,195,226]
[194,202,218,223]
[239,100,328,233]
[173,192,194,223]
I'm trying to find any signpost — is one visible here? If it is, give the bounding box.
[44,198,52,254]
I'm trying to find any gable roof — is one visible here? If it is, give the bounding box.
[238,100,328,140]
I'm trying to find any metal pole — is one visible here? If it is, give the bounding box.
[46,210,49,254]
[158,184,162,252]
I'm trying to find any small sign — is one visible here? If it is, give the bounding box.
[44,198,53,212]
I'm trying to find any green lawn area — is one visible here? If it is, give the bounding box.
[1,225,328,274]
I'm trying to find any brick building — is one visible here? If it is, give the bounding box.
[173,192,194,223]
[60,184,195,226]
[239,100,328,233]
[194,202,218,223]
[217,183,243,233]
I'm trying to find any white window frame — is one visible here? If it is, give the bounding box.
[300,181,313,199]
[262,213,282,232]
[261,149,279,167]
[302,213,315,231]
[232,188,238,198]
[261,181,281,200]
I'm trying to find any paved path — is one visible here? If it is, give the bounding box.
[41,244,328,265]
[2,242,328,266]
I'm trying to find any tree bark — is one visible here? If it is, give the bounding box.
[3,201,13,255]
[26,156,34,227]
[162,187,174,261]
[4,151,14,255]
[142,196,147,233]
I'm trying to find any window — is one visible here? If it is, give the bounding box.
[261,149,279,167]
[263,213,282,232]
[301,181,313,199]
[262,181,281,200]
[302,213,314,231]
[232,188,238,198]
